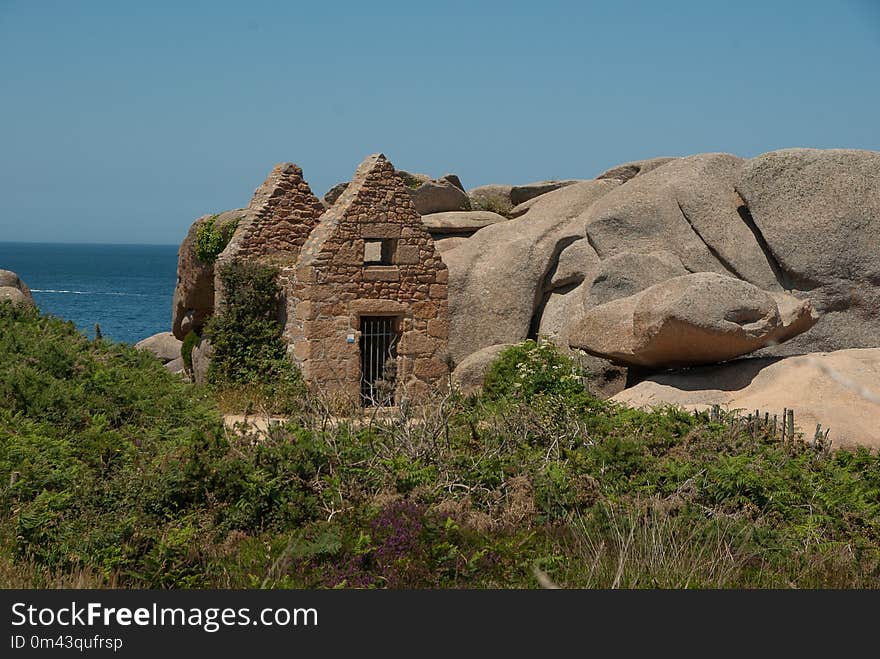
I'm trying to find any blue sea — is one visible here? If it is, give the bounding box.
[0,242,179,345]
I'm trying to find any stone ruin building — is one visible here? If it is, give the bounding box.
[213,153,449,406]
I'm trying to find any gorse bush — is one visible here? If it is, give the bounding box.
[195,215,238,264]
[1,306,879,589]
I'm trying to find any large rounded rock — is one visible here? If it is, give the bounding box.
[191,338,214,384]
[446,179,620,363]
[0,270,34,306]
[510,180,581,206]
[134,332,182,363]
[469,184,513,214]
[322,181,349,207]
[595,157,677,182]
[612,348,880,450]
[171,209,243,340]
[584,250,689,307]
[735,148,880,355]
[421,210,508,235]
[546,239,600,291]
[164,357,187,375]
[569,272,818,368]
[584,154,780,291]
[451,343,512,395]
[409,176,471,215]
[539,282,587,343]
[434,237,469,254]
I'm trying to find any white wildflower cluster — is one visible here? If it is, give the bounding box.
[512,337,580,390]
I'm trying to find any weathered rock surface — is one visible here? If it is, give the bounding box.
[164,357,186,375]
[538,283,586,344]
[134,332,182,363]
[584,250,689,308]
[585,153,780,291]
[191,338,213,384]
[434,237,469,254]
[0,270,34,306]
[595,157,677,182]
[409,176,472,215]
[569,273,818,367]
[546,239,600,291]
[469,184,513,214]
[510,180,581,206]
[574,352,628,398]
[171,209,243,339]
[735,148,880,355]
[451,343,512,395]
[322,181,349,207]
[446,179,620,363]
[612,348,880,450]
[421,210,508,234]
[395,170,432,188]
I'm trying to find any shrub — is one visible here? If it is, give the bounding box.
[472,195,514,218]
[181,330,199,372]
[204,262,304,410]
[482,338,590,402]
[398,172,425,190]
[3,302,880,589]
[195,215,238,264]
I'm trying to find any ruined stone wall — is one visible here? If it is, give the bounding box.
[220,163,325,264]
[285,153,449,405]
[214,162,325,311]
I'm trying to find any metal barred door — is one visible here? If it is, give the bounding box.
[359,316,398,406]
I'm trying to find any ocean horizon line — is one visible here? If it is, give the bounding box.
[0,240,180,248]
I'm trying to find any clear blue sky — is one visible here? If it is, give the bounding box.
[2,0,879,245]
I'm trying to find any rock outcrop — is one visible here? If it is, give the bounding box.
[569,272,817,368]
[445,179,620,363]
[735,148,880,356]
[409,175,472,215]
[583,250,689,308]
[584,153,780,291]
[421,210,508,235]
[468,184,513,214]
[171,209,243,339]
[167,147,880,403]
[451,343,513,395]
[191,338,213,384]
[134,332,183,363]
[612,348,880,449]
[510,180,581,206]
[0,270,34,306]
[322,182,349,207]
[595,157,678,182]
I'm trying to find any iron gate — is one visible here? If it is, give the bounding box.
[359,316,399,406]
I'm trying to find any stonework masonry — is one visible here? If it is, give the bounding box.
[283,153,450,406]
[214,163,325,311]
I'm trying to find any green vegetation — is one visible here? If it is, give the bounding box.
[195,214,239,264]
[1,303,879,588]
[471,195,514,218]
[204,262,304,413]
[181,330,199,373]
[398,172,425,190]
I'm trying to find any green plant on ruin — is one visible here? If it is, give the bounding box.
[181,330,199,372]
[203,262,304,407]
[195,214,239,264]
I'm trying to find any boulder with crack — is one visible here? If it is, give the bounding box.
[568,272,818,368]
